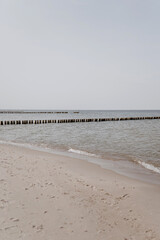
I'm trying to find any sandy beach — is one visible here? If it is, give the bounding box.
[0,143,160,240]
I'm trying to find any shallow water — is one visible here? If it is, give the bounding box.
[0,110,160,177]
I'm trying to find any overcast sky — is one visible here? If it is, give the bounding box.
[0,0,160,110]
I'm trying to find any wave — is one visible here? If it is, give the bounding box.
[68,148,97,157]
[138,160,160,174]
[68,148,160,175]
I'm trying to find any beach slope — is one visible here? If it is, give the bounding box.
[0,144,160,240]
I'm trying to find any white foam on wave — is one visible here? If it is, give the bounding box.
[68,148,96,157]
[138,160,160,174]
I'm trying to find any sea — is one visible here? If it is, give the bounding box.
[0,110,160,184]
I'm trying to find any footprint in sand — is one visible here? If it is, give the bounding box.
[10,218,19,222]
[63,192,69,195]
[0,179,5,183]
[49,195,55,199]
[116,194,129,201]
[36,224,43,232]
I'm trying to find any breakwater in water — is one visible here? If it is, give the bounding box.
[0,116,160,125]
[0,111,69,114]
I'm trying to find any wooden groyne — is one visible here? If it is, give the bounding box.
[0,116,160,126]
[0,111,69,114]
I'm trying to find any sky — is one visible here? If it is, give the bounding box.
[0,0,160,110]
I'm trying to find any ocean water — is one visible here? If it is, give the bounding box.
[0,110,160,182]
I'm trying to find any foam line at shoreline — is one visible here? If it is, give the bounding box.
[0,140,160,187]
[138,160,160,174]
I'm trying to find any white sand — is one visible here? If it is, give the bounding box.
[0,143,160,240]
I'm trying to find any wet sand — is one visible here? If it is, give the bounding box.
[0,143,160,240]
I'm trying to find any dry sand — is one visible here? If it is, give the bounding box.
[0,143,160,240]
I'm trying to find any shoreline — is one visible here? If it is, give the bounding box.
[0,143,160,239]
[1,140,160,186]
